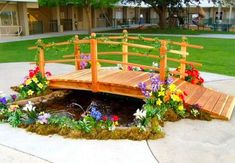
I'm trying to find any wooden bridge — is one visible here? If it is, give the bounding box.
[29,30,235,120]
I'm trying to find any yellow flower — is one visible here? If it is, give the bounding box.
[171,94,181,102]
[160,85,165,91]
[158,91,165,97]
[113,121,119,126]
[169,84,176,92]
[27,90,34,96]
[32,77,39,83]
[9,105,19,112]
[25,79,32,85]
[176,89,183,95]
[178,105,184,111]
[149,92,153,97]
[37,83,43,89]
[19,84,24,89]
[156,99,162,106]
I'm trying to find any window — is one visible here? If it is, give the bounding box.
[0,11,18,26]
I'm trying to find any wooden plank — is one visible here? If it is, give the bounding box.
[178,82,199,101]
[186,86,207,105]
[101,71,140,85]
[220,96,235,120]
[99,83,143,99]
[68,69,92,80]
[211,94,229,116]
[48,71,78,80]
[123,72,150,87]
[203,91,222,112]
[192,89,214,107]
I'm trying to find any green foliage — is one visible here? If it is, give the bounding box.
[38,0,119,8]
[7,109,23,127]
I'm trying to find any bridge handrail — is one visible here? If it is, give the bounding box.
[28,30,203,91]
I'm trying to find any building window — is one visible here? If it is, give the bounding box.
[0,11,18,26]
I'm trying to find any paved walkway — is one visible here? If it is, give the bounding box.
[0,28,235,43]
[0,63,235,163]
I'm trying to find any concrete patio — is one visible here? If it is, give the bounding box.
[0,62,234,163]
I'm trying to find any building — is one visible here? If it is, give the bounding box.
[0,0,234,36]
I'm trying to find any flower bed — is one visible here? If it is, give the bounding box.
[0,67,211,140]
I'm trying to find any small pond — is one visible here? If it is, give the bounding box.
[37,90,144,127]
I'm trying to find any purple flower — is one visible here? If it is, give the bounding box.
[10,94,17,101]
[90,107,102,121]
[150,75,162,92]
[166,77,174,85]
[138,82,150,98]
[38,113,51,124]
[0,97,7,105]
[80,54,91,69]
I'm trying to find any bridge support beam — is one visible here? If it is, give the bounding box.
[90,33,98,92]
[159,40,167,82]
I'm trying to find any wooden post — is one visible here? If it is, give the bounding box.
[74,35,81,70]
[90,33,98,92]
[159,40,167,82]
[180,36,187,79]
[122,30,128,71]
[37,39,45,77]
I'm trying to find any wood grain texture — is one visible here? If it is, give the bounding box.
[48,69,235,120]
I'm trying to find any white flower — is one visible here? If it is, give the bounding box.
[152,62,159,68]
[23,101,36,112]
[0,91,6,98]
[117,64,123,70]
[133,109,146,120]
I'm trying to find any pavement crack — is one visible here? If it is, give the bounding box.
[146,140,160,163]
[0,143,53,163]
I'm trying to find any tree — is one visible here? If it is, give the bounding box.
[38,0,119,34]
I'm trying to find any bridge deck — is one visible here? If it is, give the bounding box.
[48,69,235,120]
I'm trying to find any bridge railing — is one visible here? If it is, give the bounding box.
[29,30,203,92]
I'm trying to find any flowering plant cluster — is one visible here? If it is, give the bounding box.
[79,54,101,70]
[177,64,204,85]
[80,54,91,69]
[117,62,159,72]
[136,74,187,130]
[18,66,51,98]
[0,96,51,127]
[48,106,119,133]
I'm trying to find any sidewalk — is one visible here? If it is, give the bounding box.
[0,62,235,163]
[1,27,235,43]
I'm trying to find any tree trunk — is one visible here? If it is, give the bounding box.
[153,6,167,29]
[85,6,92,34]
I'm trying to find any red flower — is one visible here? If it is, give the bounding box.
[199,77,204,84]
[128,66,133,71]
[29,70,35,78]
[102,116,108,121]
[179,94,185,102]
[112,115,119,122]
[191,79,196,84]
[46,71,52,77]
[192,70,199,78]
[34,66,40,74]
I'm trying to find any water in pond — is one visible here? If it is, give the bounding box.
[37,91,144,127]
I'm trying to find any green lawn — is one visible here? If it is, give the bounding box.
[100,27,235,35]
[0,34,235,77]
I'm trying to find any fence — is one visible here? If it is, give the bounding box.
[0,25,22,36]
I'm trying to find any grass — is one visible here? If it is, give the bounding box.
[0,34,235,76]
[100,27,235,35]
